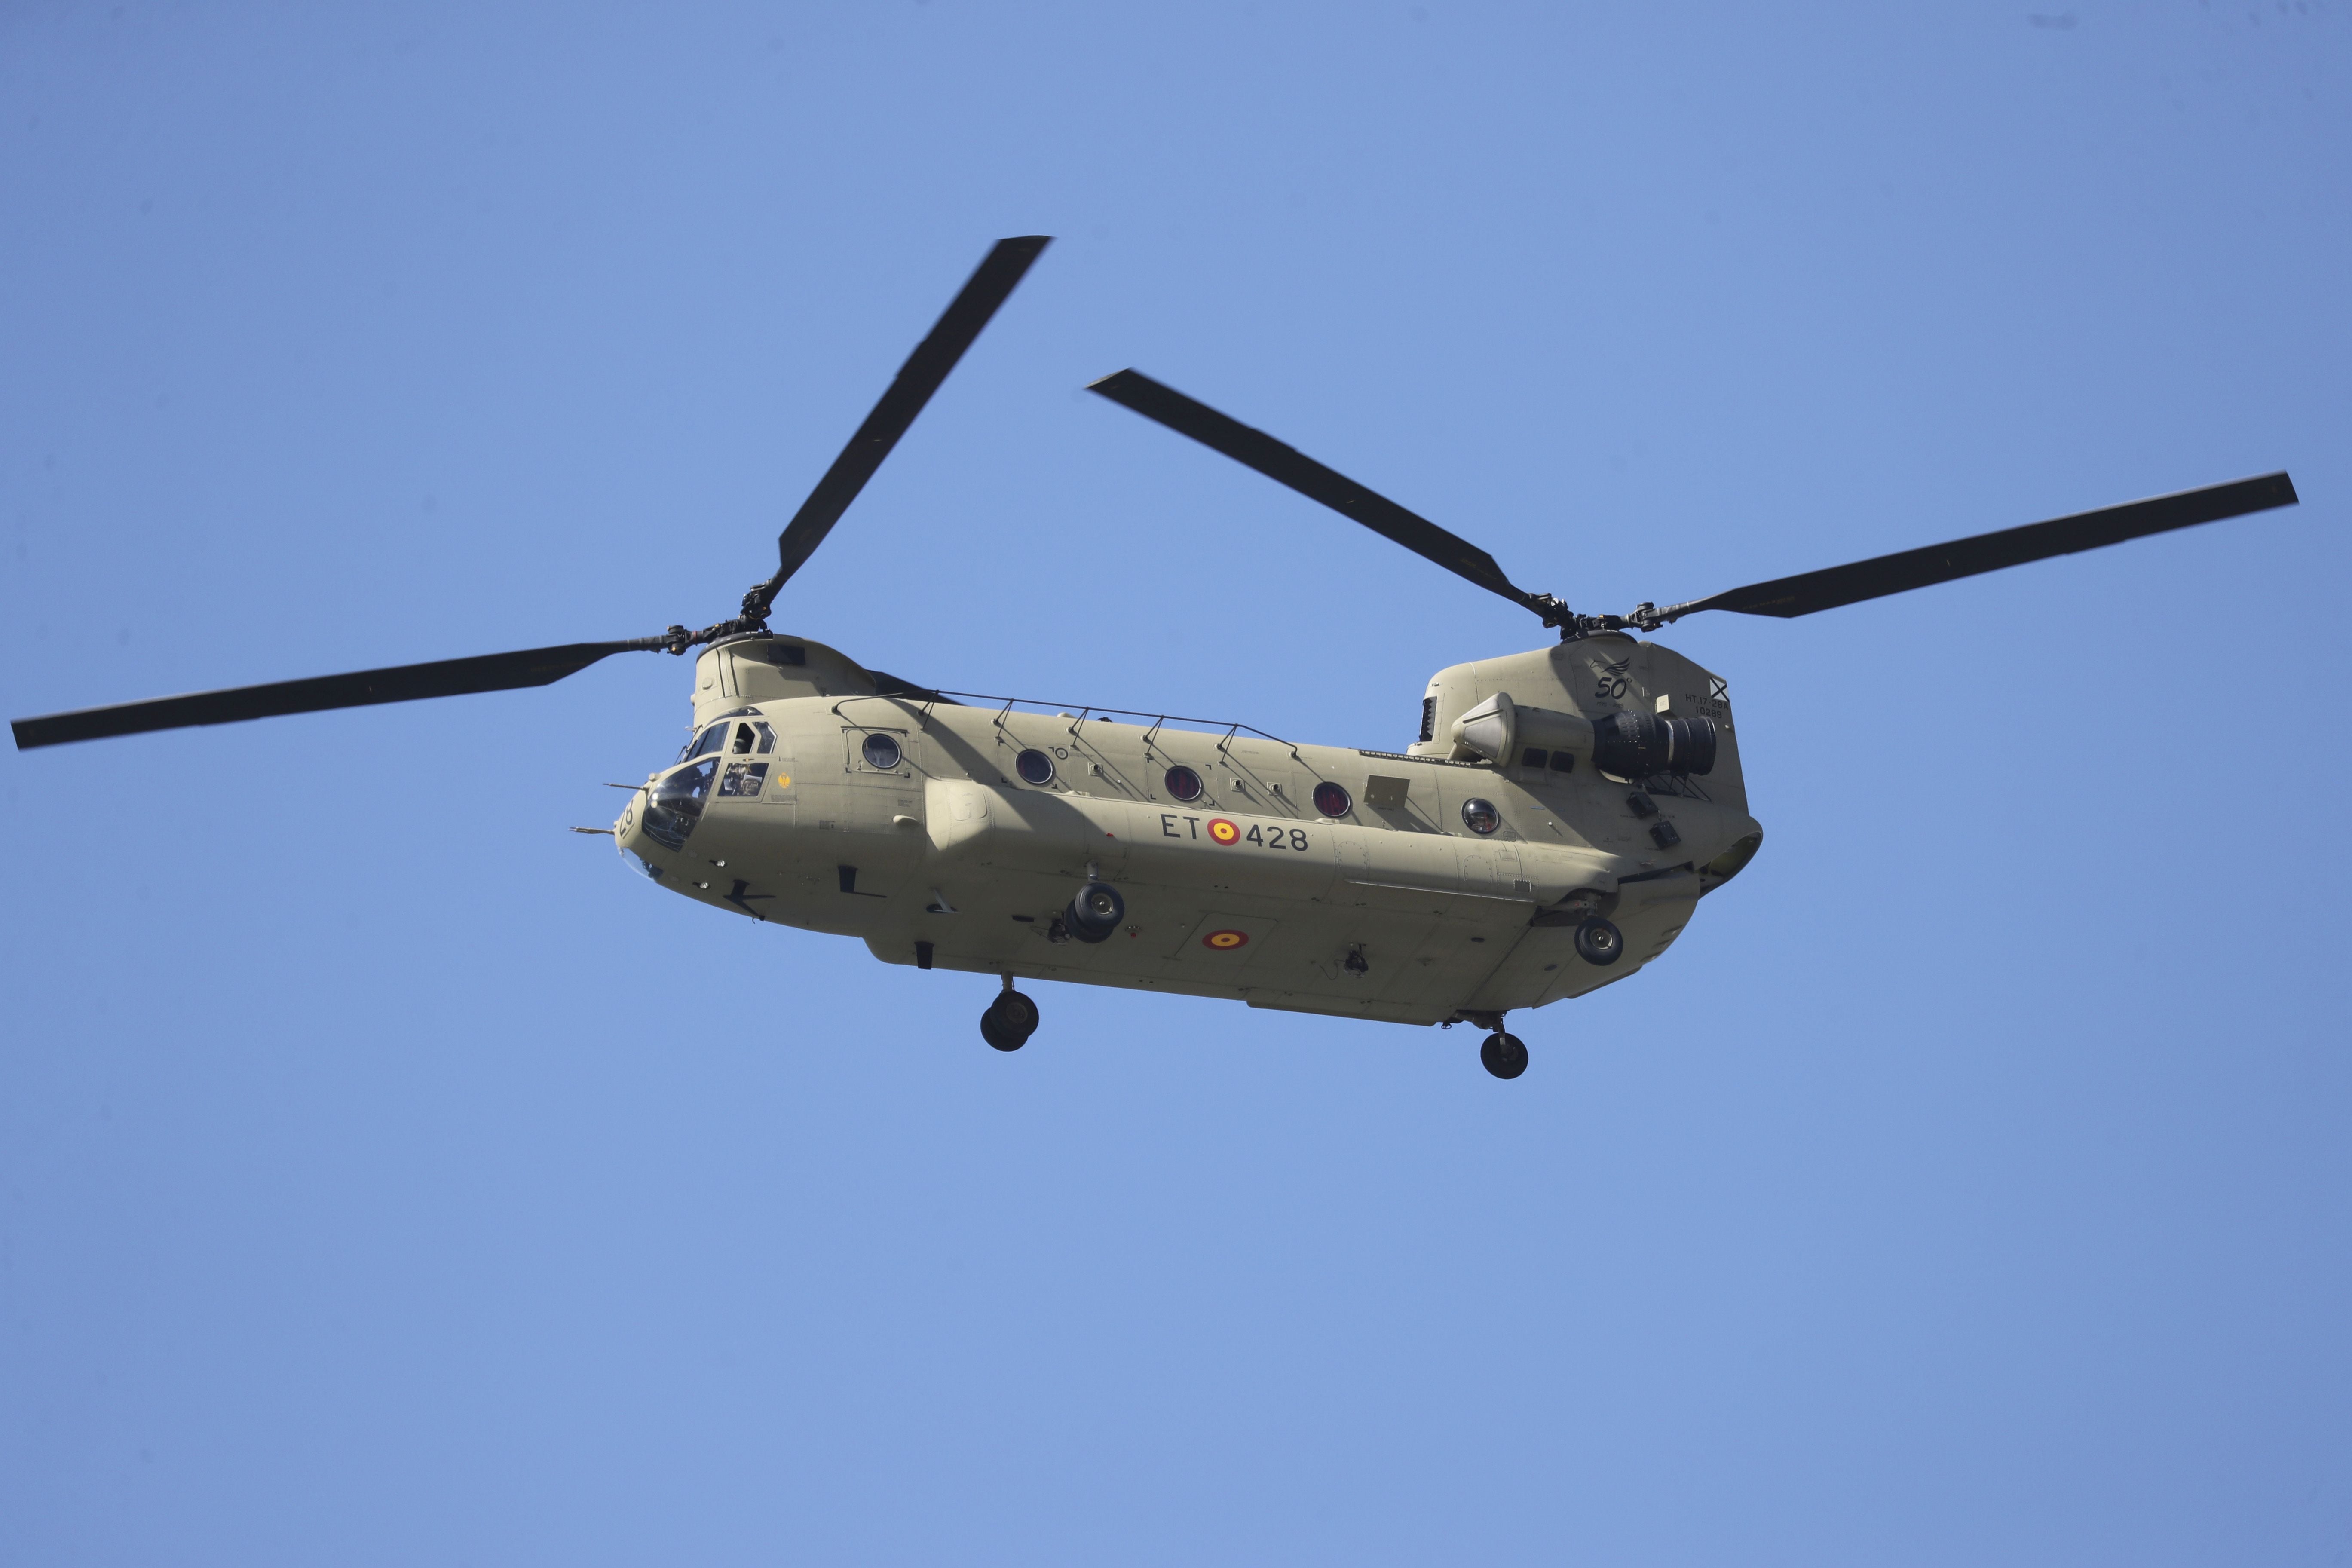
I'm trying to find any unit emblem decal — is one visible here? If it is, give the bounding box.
[1588,653,1634,703]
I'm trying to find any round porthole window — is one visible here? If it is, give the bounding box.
[861,733,902,770]
[1460,797,1501,835]
[1164,764,1204,802]
[1015,748,1056,786]
[1312,781,1352,818]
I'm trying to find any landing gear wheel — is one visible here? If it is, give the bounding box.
[992,988,1039,1035]
[981,986,1039,1052]
[1574,917,1625,967]
[1480,1032,1528,1080]
[1066,882,1126,944]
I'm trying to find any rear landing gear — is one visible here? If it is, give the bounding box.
[1574,917,1624,967]
[1480,1032,1528,1080]
[981,977,1039,1053]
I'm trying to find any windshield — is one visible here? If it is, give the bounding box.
[643,758,718,850]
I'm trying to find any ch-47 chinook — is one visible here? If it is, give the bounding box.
[11,237,2303,1078]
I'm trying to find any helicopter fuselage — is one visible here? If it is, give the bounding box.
[3,223,2287,1057]
[611,634,1764,1028]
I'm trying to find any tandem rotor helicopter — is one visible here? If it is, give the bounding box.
[12,237,2302,1078]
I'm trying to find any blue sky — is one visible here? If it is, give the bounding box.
[3,3,2347,1562]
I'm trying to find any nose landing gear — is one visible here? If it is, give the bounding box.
[980,974,1040,1052]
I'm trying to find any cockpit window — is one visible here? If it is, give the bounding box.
[676,719,775,765]
[717,762,768,797]
[643,758,718,850]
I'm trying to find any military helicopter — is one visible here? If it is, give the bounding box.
[11,236,2301,1078]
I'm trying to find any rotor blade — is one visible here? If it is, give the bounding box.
[12,640,655,750]
[747,236,1052,617]
[1674,472,2300,621]
[1087,369,1545,615]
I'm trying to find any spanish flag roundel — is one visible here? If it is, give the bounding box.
[1207,817,1240,845]
[1202,929,1250,950]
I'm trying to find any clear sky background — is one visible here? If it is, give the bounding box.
[3,3,2347,1563]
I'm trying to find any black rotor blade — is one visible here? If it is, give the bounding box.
[1087,369,1545,616]
[1675,472,2300,621]
[746,236,1052,618]
[12,639,656,750]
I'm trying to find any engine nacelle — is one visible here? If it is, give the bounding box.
[1592,709,1717,777]
[1448,692,1596,767]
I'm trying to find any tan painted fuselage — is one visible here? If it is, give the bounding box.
[612,634,1763,1027]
